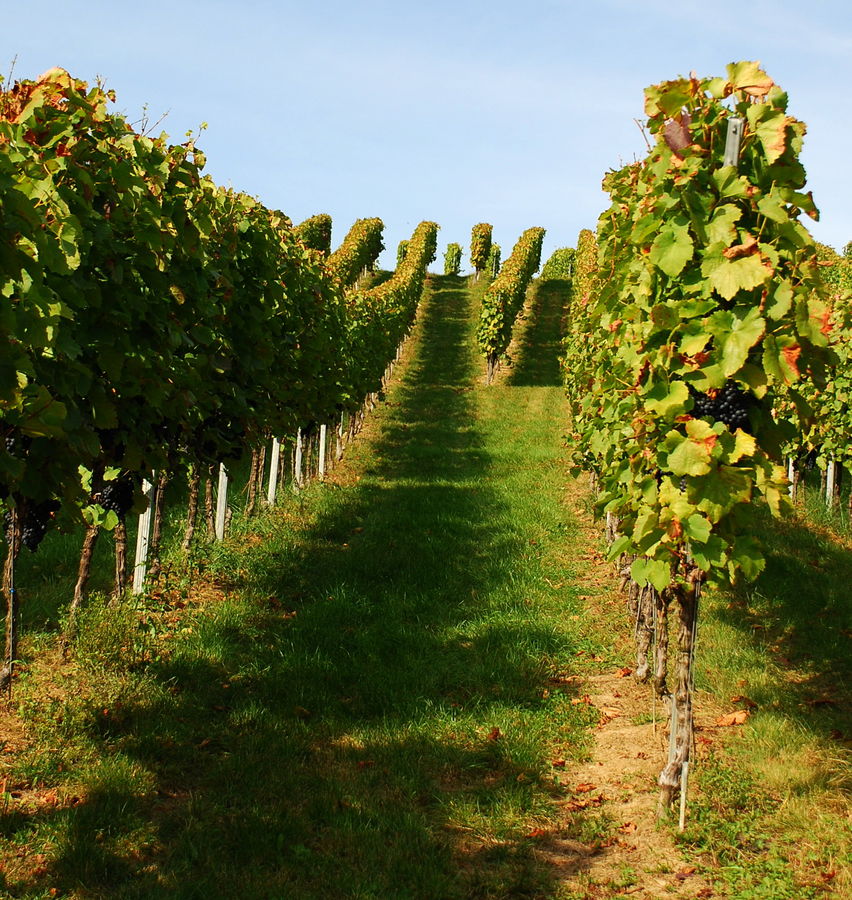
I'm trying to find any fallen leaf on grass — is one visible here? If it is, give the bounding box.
[730,694,757,708]
[487,727,502,741]
[600,707,622,718]
[615,666,633,678]
[714,709,750,727]
[575,783,597,793]
[551,758,566,769]
[565,793,606,811]
[675,865,697,880]
[527,827,547,838]
[571,695,592,706]
[618,821,638,833]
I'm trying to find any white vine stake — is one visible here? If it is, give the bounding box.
[294,429,304,489]
[679,761,690,831]
[786,457,795,497]
[723,117,745,167]
[132,476,155,595]
[214,463,228,541]
[267,437,281,506]
[826,459,837,506]
[318,424,328,478]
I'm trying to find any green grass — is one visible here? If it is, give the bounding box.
[683,500,852,898]
[1,274,606,898]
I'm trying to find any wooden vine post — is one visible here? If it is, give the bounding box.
[1,509,20,692]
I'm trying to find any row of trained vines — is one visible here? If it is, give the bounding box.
[561,62,848,813]
[0,68,438,688]
[476,226,545,382]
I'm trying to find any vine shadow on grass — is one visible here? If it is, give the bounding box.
[708,506,852,745]
[8,277,594,898]
[507,279,570,388]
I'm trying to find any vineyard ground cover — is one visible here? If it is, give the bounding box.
[681,498,852,898]
[0,276,848,898]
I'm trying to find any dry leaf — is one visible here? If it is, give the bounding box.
[527,827,546,839]
[615,666,632,678]
[730,694,758,708]
[618,822,638,834]
[551,758,566,769]
[575,782,597,793]
[723,234,758,259]
[675,865,697,880]
[714,709,750,727]
[487,726,502,741]
[571,695,592,706]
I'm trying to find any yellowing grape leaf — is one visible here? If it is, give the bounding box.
[727,61,774,97]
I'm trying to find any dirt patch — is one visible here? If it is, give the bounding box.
[541,670,715,897]
[544,477,717,898]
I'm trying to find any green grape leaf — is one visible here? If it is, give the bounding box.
[631,556,671,592]
[649,225,694,277]
[664,420,718,476]
[706,204,742,246]
[719,308,765,376]
[683,513,711,544]
[706,254,771,300]
[644,379,689,417]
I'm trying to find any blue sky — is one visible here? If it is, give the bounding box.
[10,1,852,268]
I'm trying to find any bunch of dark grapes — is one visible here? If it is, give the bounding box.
[714,382,753,431]
[99,476,136,519]
[4,432,32,458]
[4,500,60,551]
[689,383,754,433]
